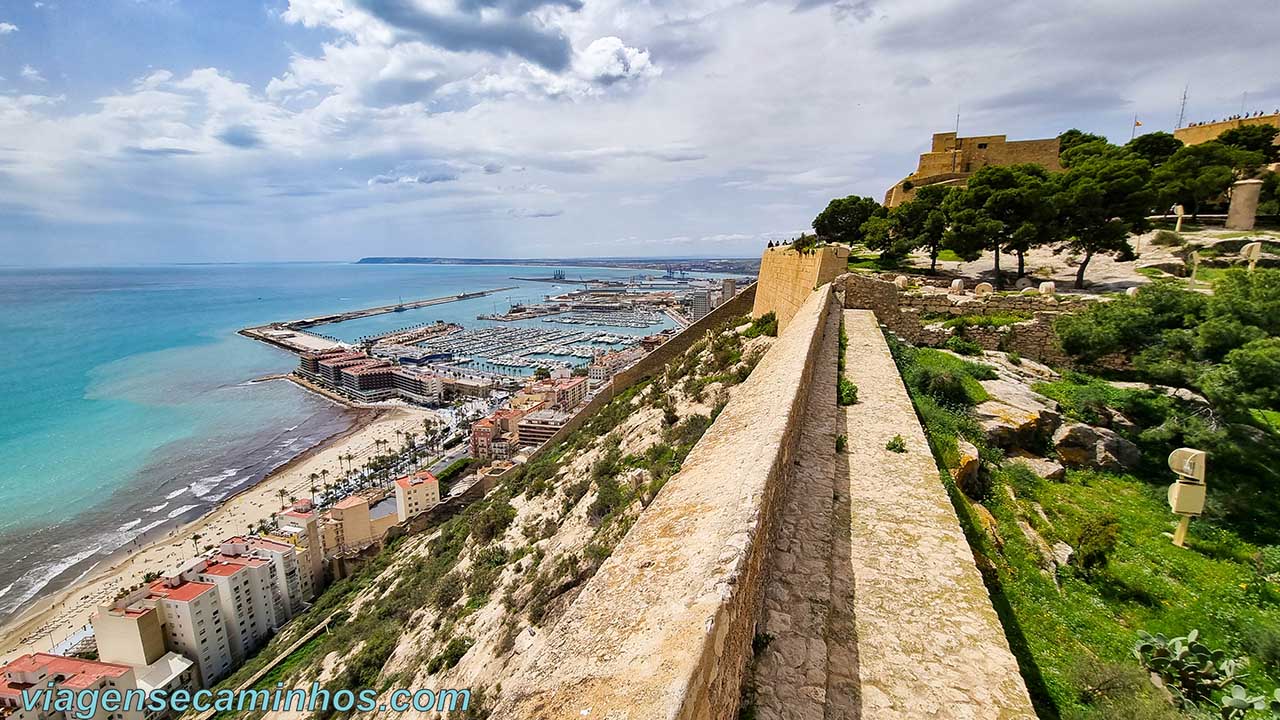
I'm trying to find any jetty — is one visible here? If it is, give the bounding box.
[289,287,516,328]
[240,287,515,355]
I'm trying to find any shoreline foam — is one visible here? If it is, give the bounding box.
[0,402,436,663]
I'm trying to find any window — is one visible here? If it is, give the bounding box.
[977,142,988,149]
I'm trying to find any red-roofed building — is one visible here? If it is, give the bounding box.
[1,653,139,720]
[393,471,441,523]
[141,575,232,687]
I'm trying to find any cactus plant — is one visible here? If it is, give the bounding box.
[1133,630,1248,708]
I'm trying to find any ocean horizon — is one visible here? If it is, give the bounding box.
[0,261,696,629]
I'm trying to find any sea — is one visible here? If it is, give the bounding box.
[0,262,696,629]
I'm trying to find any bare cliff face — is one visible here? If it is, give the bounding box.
[244,318,774,720]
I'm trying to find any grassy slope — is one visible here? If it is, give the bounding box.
[891,343,1280,719]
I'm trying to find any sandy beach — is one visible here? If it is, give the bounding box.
[0,402,437,664]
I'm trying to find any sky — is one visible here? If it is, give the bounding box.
[0,0,1277,265]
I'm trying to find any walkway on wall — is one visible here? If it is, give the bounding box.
[754,307,1037,719]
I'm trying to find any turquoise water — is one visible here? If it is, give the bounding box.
[0,263,687,623]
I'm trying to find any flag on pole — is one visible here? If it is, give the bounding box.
[1134,118,1143,127]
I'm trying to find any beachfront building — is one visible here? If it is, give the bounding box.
[0,653,144,720]
[516,409,574,448]
[318,492,397,556]
[394,471,441,523]
[274,505,325,601]
[90,606,196,719]
[189,557,281,663]
[219,536,310,614]
[391,368,443,404]
[136,575,233,688]
[296,349,445,405]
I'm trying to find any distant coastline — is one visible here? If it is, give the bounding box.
[355,256,762,274]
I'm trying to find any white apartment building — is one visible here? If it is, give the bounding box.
[190,558,279,664]
[141,576,233,688]
[219,537,310,615]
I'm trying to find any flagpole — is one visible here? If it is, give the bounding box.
[1131,114,1139,141]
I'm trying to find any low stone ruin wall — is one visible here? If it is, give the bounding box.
[837,272,1107,367]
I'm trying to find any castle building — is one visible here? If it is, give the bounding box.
[884,131,1062,207]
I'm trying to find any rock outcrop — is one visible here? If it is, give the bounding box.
[1052,423,1141,471]
[1007,450,1066,481]
[950,439,981,495]
[974,377,1062,450]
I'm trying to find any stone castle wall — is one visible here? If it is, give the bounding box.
[493,286,836,720]
[1174,113,1280,146]
[752,245,849,332]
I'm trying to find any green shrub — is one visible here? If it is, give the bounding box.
[1073,513,1120,571]
[835,434,847,453]
[743,312,778,338]
[1245,625,1280,672]
[471,498,517,542]
[885,435,907,453]
[838,378,859,405]
[1151,229,1184,246]
[945,335,984,356]
[1006,351,1022,365]
[426,636,473,674]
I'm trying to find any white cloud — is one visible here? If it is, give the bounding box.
[20,65,44,82]
[0,22,18,34]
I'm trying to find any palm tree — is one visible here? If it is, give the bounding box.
[190,533,203,555]
[309,481,318,505]
[277,488,289,510]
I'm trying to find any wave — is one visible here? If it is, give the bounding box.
[165,487,188,500]
[144,503,168,513]
[0,543,106,616]
[188,468,240,499]
[166,504,199,519]
[116,519,142,532]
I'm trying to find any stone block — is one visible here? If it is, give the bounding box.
[949,279,966,294]
[974,282,994,296]
[1039,282,1055,295]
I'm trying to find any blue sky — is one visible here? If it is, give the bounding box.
[1,0,1277,265]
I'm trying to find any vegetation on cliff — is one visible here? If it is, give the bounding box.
[210,314,774,719]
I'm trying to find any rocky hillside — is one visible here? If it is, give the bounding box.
[216,315,776,720]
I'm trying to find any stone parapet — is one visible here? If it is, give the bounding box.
[493,285,836,720]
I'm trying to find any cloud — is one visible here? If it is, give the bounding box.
[576,37,659,86]
[121,146,200,157]
[0,22,17,34]
[215,124,264,148]
[367,171,459,186]
[508,207,562,218]
[353,0,574,71]
[20,65,44,82]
